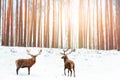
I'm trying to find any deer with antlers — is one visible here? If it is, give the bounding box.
[61,49,75,77]
[15,49,42,75]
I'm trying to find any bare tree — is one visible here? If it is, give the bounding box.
[67,0,71,48]
[0,0,1,35]
[23,0,27,47]
[59,0,63,48]
[19,0,23,46]
[84,1,87,48]
[78,0,83,48]
[15,0,19,46]
[6,0,13,46]
[38,0,42,47]
[30,0,35,47]
[52,0,58,48]
[99,0,104,49]
[108,0,113,49]
[44,0,50,47]
[88,0,91,49]
[27,0,31,46]
[96,0,100,49]
[112,0,117,49]
[116,0,120,50]
[10,0,13,46]
[2,0,6,45]
[33,0,37,47]
[105,0,109,50]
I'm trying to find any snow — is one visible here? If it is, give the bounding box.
[0,46,120,80]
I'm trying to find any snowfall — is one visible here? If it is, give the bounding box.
[0,46,120,80]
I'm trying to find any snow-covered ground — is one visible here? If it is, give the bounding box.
[0,46,120,80]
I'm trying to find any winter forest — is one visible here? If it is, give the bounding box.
[1,0,120,80]
[0,0,120,50]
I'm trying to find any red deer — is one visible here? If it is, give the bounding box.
[15,49,42,75]
[61,49,75,77]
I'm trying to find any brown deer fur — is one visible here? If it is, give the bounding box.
[61,49,75,77]
[15,49,42,75]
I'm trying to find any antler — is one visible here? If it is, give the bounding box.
[63,49,69,53]
[66,48,75,55]
[61,49,70,55]
[35,49,42,56]
[26,49,34,56]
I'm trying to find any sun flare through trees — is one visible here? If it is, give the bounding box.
[0,0,120,50]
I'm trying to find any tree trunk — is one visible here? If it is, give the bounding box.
[6,0,12,46]
[109,0,113,49]
[105,0,109,50]
[87,0,91,49]
[59,0,63,48]
[78,0,83,48]
[96,0,99,49]
[24,0,27,47]
[99,0,104,49]
[0,0,1,36]
[2,0,6,45]
[33,0,37,47]
[27,0,30,46]
[19,0,23,46]
[44,0,50,48]
[10,0,13,46]
[116,0,120,50]
[15,0,19,46]
[38,0,42,47]
[67,0,71,48]
[52,0,58,48]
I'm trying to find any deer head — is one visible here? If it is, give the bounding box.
[61,49,75,62]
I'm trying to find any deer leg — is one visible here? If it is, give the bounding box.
[68,69,69,76]
[64,68,66,76]
[70,69,72,77]
[28,67,30,75]
[73,66,75,77]
[16,67,20,75]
